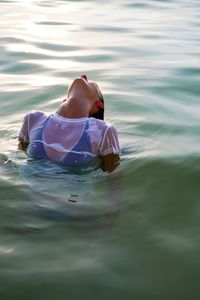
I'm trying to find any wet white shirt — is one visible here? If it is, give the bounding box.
[19,111,120,166]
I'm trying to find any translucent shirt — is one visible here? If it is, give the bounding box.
[18,111,120,167]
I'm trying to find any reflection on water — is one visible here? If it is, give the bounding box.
[1,0,200,298]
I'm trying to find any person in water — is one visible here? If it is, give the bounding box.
[18,75,120,172]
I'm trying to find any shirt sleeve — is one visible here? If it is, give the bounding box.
[18,111,46,143]
[99,124,120,156]
[18,113,30,143]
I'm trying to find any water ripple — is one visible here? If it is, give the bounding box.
[1,0,200,296]
[33,42,80,52]
[36,21,73,26]
[84,25,131,33]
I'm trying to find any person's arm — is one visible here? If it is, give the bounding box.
[18,113,30,152]
[101,153,120,173]
[100,124,120,173]
[18,137,29,151]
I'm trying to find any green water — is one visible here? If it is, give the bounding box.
[0,0,200,299]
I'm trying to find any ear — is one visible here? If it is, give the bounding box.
[95,100,104,109]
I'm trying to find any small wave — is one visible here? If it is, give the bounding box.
[124,0,172,9]
[33,42,79,52]
[36,21,72,26]
[84,25,131,33]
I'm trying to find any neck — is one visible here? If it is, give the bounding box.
[56,97,91,119]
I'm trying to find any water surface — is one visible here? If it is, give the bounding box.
[0,0,200,299]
